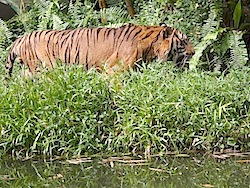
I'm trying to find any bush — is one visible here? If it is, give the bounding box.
[0,64,249,157]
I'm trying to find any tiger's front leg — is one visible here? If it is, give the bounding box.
[104,50,138,74]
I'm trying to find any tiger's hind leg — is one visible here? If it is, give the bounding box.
[21,59,42,79]
[21,68,33,78]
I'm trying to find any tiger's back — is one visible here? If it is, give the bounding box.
[6,24,194,76]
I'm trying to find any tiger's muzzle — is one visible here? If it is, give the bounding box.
[176,51,195,69]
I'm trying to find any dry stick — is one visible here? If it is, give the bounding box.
[98,0,107,24]
[98,0,107,8]
[125,0,135,18]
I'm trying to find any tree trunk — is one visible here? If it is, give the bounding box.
[125,0,135,18]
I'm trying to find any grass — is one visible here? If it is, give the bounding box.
[0,63,249,158]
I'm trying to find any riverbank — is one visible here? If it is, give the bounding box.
[0,64,249,158]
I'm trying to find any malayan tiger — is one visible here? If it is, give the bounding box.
[6,23,194,77]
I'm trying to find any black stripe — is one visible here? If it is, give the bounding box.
[60,32,70,63]
[174,32,179,39]
[141,31,154,40]
[65,36,72,64]
[41,30,52,36]
[64,31,75,64]
[58,30,73,48]
[117,26,135,50]
[170,36,174,56]
[73,30,81,63]
[23,37,28,65]
[46,31,56,66]
[106,28,112,38]
[135,49,139,60]
[89,28,93,44]
[87,30,90,47]
[125,26,136,41]
[69,30,79,63]
[67,44,72,64]
[152,32,161,43]
[85,50,89,70]
[75,49,79,65]
[143,31,161,60]
[177,48,185,53]
[65,37,72,64]
[131,29,142,44]
[120,25,127,32]
[71,29,78,39]
[59,34,72,50]
[54,32,60,58]
[96,28,102,41]
[103,28,108,40]
[26,33,35,63]
[113,29,117,49]
[64,45,69,64]
[115,25,131,48]
[123,26,133,38]
[93,29,96,46]
[36,30,43,42]
[33,32,39,60]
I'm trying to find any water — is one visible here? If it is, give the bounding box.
[0,155,250,188]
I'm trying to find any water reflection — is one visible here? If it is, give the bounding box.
[0,156,250,187]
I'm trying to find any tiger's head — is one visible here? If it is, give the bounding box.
[159,23,195,68]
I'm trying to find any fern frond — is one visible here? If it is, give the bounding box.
[37,2,53,30]
[33,0,51,12]
[189,28,225,70]
[0,19,12,62]
[228,31,248,67]
[105,0,123,7]
[52,14,68,30]
[100,6,129,25]
[201,4,222,38]
[67,0,99,28]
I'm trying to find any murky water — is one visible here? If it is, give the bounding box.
[0,155,250,188]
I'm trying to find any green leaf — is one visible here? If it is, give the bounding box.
[233,0,242,29]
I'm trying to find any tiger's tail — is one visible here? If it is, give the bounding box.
[6,49,16,77]
[6,39,20,77]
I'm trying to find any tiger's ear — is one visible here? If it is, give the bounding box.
[162,26,174,38]
[160,23,167,27]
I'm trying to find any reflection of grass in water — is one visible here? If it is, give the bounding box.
[0,156,250,188]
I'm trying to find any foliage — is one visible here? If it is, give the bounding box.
[67,0,100,28]
[190,29,248,72]
[233,0,242,29]
[0,0,249,158]
[0,65,249,157]
[189,1,248,71]
[99,6,130,26]
[0,19,12,67]
[132,0,211,42]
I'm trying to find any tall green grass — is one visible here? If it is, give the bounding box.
[0,64,249,158]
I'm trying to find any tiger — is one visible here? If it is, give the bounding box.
[6,23,194,77]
